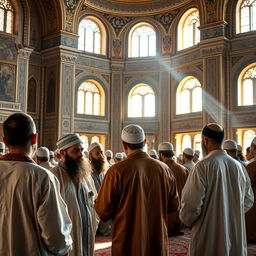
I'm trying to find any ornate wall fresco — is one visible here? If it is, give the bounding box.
[0,35,17,62]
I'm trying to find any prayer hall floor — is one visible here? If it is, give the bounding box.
[94,231,256,256]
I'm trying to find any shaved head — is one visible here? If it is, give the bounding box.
[207,123,223,132]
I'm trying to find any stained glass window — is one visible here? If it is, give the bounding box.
[78,18,101,54]
[239,0,256,33]
[128,84,155,117]
[129,23,156,57]
[177,77,202,114]
[238,65,256,106]
[77,81,102,115]
[0,0,14,33]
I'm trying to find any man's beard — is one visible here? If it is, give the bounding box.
[65,154,92,184]
[91,157,108,174]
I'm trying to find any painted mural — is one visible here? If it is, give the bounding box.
[0,35,16,62]
[0,63,16,102]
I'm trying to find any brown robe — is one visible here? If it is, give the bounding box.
[164,159,189,235]
[94,151,179,256]
[245,160,256,242]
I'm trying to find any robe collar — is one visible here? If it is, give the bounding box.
[0,153,34,163]
[126,150,148,160]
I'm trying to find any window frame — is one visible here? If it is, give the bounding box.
[0,0,14,34]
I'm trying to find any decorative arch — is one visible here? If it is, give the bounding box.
[176,76,202,114]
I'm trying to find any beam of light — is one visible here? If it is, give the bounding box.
[94,241,112,251]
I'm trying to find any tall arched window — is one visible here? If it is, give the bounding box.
[128,23,156,58]
[175,132,201,154]
[0,0,14,33]
[238,64,256,106]
[178,8,200,50]
[128,83,155,117]
[176,77,202,114]
[237,0,256,33]
[237,128,256,153]
[78,17,106,55]
[77,80,104,116]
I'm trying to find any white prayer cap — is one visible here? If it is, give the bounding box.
[122,152,127,159]
[251,137,256,146]
[223,140,237,150]
[36,147,50,158]
[149,149,157,156]
[194,150,200,156]
[183,148,194,156]
[237,145,242,152]
[0,142,5,150]
[115,152,123,160]
[121,124,145,144]
[89,142,103,152]
[49,151,54,157]
[105,150,113,158]
[57,133,83,151]
[158,142,174,151]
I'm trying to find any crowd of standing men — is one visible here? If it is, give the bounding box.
[0,112,255,256]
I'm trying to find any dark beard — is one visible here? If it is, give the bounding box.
[91,157,108,174]
[65,155,91,184]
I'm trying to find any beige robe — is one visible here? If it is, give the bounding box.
[245,160,256,242]
[180,150,254,256]
[164,159,189,235]
[0,160,72,256]
[51,164,99,256]
[40,161,54,170]
[94,151,179,256]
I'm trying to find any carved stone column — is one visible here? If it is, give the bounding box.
[110,62,124,153]
[17,47,33,112]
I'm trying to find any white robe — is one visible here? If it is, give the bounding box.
[180,150,254,256]
[183,161,195,172]
[40,161,54,170]
[0,160,72,256]
[51,164,99,256]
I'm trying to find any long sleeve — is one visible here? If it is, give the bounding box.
[179,165,206,227]
[94,168,120,222]
[244,166,254,213]
[167,172,180,214]
[37,174,73,256]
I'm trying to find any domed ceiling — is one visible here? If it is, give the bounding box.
[84,0,191,15]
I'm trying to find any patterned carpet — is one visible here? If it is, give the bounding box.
[94,232,256,256]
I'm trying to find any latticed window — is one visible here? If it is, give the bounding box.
[128,84,155,117]
[77,81,102,115]
[177,77,202,114]
[78,18,101,54]
[238,65,256,106]
[129,23,156,57]
[178,9,200,50]
[0,0,14,33]
[239,0,256,33]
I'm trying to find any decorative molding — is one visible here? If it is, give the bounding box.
[43,34,78,49]
[171,50,201,67]
[0,101,21,111]
[231,56,243,67]
[74,119,109,133]
[60,53,78,64]
[18,47,33,59]
[231,36,256,51]
[102,74,110,83]
[75,68,84,77]
[123,121,159,133]
[200,45,227,58]
[111,63,124,71]
[77,55,110,70]
[124,75,133,84]
[171,118,203,131]
[200,24,226,40]
[205,0,218,23]
[113,39,122,57]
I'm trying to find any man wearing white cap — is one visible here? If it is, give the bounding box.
[114,152,123,163]
[95,124,179,256]
[158,142,189,236]
[149,149,158,159]
[182,148,195,171]
[193,150,200,164]
[52,133,98,256]
[105,149,114,167]
[0,113,72,256]
[88,142,110,236]
[223,140,246,166]
[245,137,256,242]
[180,123,253,256]
[35,147,54,170]
[0,141,5,156]
[49,150,58,166]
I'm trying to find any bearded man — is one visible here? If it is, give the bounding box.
[51,134,99,256]
[89,142,110,236]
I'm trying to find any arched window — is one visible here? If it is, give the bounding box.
[178,8,200,50]
[27,77,37,113]
[128,23,156,58]
[0,0,14,33]
[237,128,256,153]
[77,80,104,116]
[128,83,155,117]
[238,64,256,106]
[194,134,202,151]
[182,135,192,151]
[237,0,256,33]
[175,132,201,154]
[176,77,202,114]
[78,17,106,55]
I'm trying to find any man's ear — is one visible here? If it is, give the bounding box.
[31,134,37,145]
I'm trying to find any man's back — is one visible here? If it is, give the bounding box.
[0,159,72,256]
[180,150,254,256]
[95,151,179,256]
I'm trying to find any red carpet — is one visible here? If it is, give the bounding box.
[94,235,190,256]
